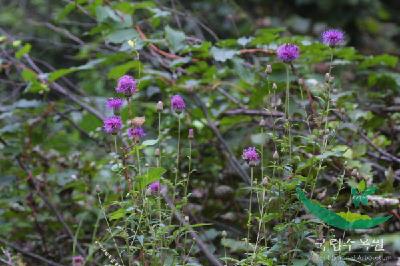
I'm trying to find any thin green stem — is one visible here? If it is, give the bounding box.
[136,145,141,175]
[247,167,254,246]
[173,116,181,202]
[285,65,292,162]
[184,139,192,197]
[311,49,334,197]
[158,112,162,167]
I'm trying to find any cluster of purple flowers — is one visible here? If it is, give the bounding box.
[275,28,344,63]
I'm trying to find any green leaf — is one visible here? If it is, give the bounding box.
[15,43,31,59]
[165,26,186,53]
[360,54,398,69]
[135,167,166,190]
[210,47,237,62]
[296,187,391,230]
[108,208,126,220]
[141,139,158,146]
[106,29,139,44]
[108,61,140,79]
[357,180,366,193]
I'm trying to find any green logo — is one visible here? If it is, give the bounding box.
[296,181,391,230]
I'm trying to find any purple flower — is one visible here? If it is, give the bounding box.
[106,98,124,111]
[276,43,300,63]
[116,75,137,96]
[171,95,186,112]
[103,116,122,134]
[72,255,84,266]
[322,29,345,47]
[128,126,146,140]
[242,147,260,166]
[148,181,160,193]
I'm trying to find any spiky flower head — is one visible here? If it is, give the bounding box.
[72,256,84,266]
[128,126,146,141]
[148,181,160,193]
[106,98,123,111]
[103,116,122,135]
[171,94,186,112]
[242,147,260,166]
[276,43,300,63]
[116,75,137,96]
[322,29,345,47]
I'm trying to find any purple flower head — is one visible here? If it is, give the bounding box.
[148,181,160,193]
[242,147,260,166]
[128,126,146,140]
[276,43,300,63]
[171,94,186,112]
[116,75,137,96]
[322,29,345,47]
[72,255,84,266]
[103,116,122,135]
[106,98,124,111]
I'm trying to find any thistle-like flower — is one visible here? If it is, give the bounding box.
[322,29,345,47]
[106,98,123,111]
[242,147,260,166]
[128,126,146,141]
[103,116,122,135]
[276,43,300,63]
[116,75,137,96]
[171,95,186,112]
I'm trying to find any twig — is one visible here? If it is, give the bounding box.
[0,238,65,266]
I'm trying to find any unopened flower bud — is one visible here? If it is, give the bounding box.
[95,185,101,193]
[272,150,279,160]
[259,119,267,126]
[265,64,272,74]
[325,73,331,83]
[221,230,227,238]
[298,78,304,86]
[184,216,189,223]
[188,128,194,139]
[155,148,160,157]
[156,101,163,112]
[272,83,277,90]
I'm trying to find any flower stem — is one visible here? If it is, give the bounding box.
[158,112,162,167]
[285,65,292,162]
[173,116,181,202]
[184,139,192,198]
[247,167,254,245]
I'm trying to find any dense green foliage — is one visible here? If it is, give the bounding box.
[1,1,399,265]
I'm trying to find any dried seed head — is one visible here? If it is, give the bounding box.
[130,116,145,127]
[184,216,189,222]
[259,118,267,126]
[156,101,163,112]
[265,64,272,74]
[272,83,277,90]
[155,148,160,157]
[298,78,304,86]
